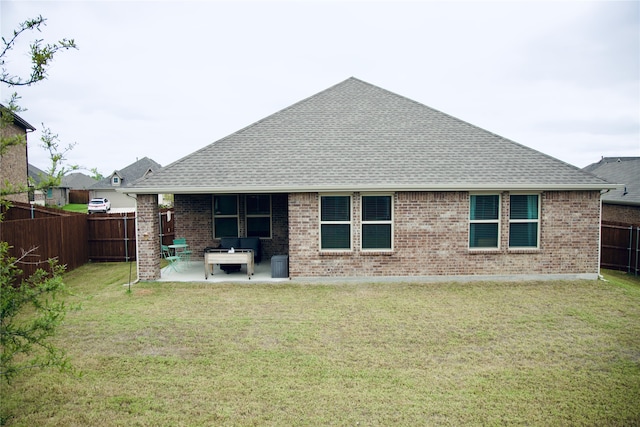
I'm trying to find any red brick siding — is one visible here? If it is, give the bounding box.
[136,194,160,280]
[289,190,601,278]
[174,194,213,258]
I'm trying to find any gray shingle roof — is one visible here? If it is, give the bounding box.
[61,172,97,190]
[583,157,640,206]
[127,77,614,194]
[92,157,161,189]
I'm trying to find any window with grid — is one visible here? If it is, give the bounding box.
[361,195,393,250]
[509,194,539,248]
[213,195,238,238]
[320,195,351,250]
[469,194,500,249]
[246,194,271,238]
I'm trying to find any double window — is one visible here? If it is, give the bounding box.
[469,193,540,249]
[319,194,393,251]
[213,194,272,238]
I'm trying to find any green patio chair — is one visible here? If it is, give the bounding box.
[172,238,192,263]
[161,245,181,273]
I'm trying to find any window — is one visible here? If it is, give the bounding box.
[469,194,500,249]
[509,194,539,248]
[246,195,271,238]
[112,176,120,186]
[361,195,393,250]
[213,195,238,238]
[320,195,351,250]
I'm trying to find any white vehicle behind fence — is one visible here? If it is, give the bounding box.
[88,198,111,214]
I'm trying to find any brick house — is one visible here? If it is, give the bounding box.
[0,105,35,204]
[90,157,161,210]
[125,78,617,281]
[583,157,640,226]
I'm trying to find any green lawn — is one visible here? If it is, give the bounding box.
[2,265,639,426]
[61,203,87,214]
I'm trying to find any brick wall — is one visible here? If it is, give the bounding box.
[0,122,29,203]
[602,203,640,226]
[136,194,160,280]
[289,190,601,278]
[174,194,213,258]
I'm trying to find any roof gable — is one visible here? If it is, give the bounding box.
[583,157,640,206]
[91,157,161,189]
[128,77,613,193]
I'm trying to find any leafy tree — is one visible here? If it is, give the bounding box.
[89,167,104,181]
[0,15,77,385]
[1,15,76,86]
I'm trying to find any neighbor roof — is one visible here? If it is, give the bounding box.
[28,164,97,189]
[125,77,615,194]
[92,157,161,190]
[61,172,97,190]
[583,157,640,206]
[0,103,35,131]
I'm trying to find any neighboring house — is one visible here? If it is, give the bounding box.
[91,157,161,209]
[124,77,617,281]
[583,157,640,225]
[28,165,96,206]
[0,105,35,204]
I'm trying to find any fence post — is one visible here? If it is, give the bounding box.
[124,215,129,262]
[631,226,640,276]
[158,211,163,256]
[627,226,633,274]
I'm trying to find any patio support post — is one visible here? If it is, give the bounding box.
[136,193,160,280]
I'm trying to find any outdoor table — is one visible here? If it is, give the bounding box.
[168,243,188,257]
[204,249,254,279]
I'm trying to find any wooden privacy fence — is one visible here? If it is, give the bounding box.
[86,208,174,261]
[1,204,175,276]
[87,212,137,262]
[69,190,90,204]
[601,221,639,275]
[0,208,88,278]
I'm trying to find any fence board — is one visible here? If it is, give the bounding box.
[601,221,639,275]
[0,213,88,278]
[88,213,137,261]
[69,190,90,204]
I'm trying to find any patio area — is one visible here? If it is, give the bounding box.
[157,258,290,283]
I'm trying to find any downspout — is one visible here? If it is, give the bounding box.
[597,189,610,280]
[125,193,140,287]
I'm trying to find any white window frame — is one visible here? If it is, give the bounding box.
[245,194,272,239]
[319,194,352,251]
[508,193,541,249]
[361,193,394,251]
[469,193,501,250]
[212,194,239,238]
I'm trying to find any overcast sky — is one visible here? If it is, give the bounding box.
[2,0,638,176]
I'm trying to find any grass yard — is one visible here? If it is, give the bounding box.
[2,264,639,426]
[61,204,88,214]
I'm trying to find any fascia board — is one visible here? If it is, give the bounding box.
[119,182,622,194]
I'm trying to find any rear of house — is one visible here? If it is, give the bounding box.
[125,78,615,281]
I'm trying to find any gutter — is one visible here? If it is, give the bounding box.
[118,182,623,195]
